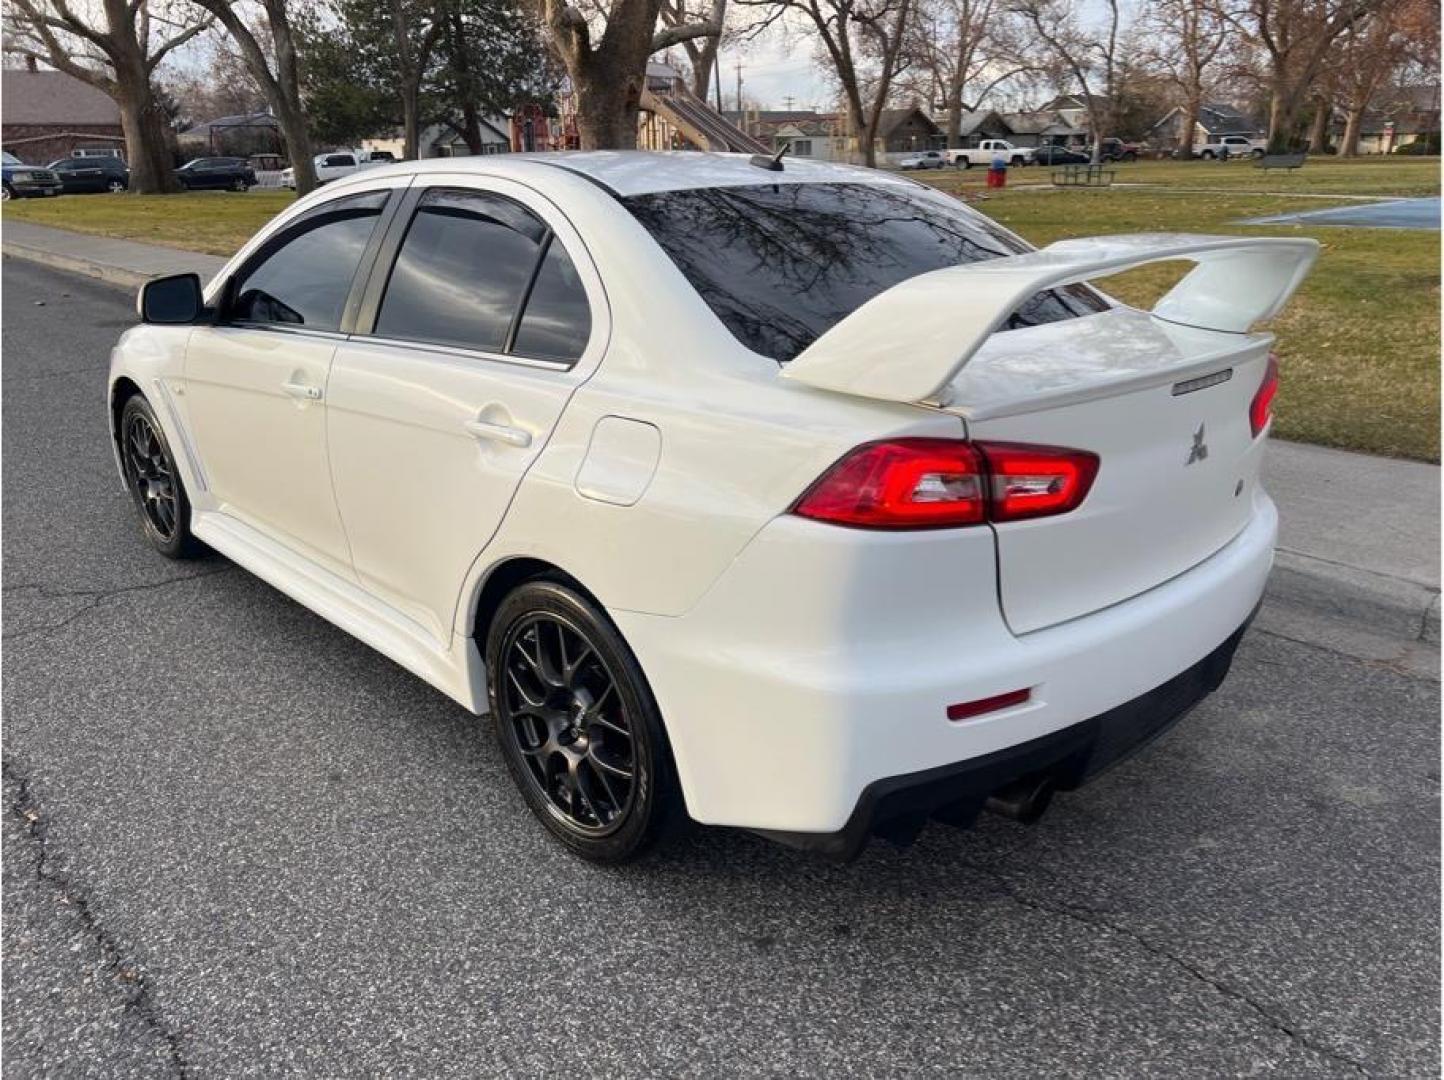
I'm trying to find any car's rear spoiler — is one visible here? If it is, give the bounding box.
[782,233,1320,404]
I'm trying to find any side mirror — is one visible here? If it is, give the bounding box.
[138,272,204,324]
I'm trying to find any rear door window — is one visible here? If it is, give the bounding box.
[373,188,591,362]
[624,181,1108,362]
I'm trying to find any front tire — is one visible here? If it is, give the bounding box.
[107,179,126,193]
[1200,150,1216,160]
[486,578,682,863]
[231,177,247,192]
[119,395,204,559]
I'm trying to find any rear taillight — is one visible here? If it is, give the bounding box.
[792,438,1098,530]
[791,439,987,529]
[1250,352,1279,437]
[976,442,1100,522]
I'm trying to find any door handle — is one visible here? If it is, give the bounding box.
[282,380,322,401]
[464,419,532,448]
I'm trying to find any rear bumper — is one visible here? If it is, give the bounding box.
[614,490,1277,837]
[756,610,1253,859]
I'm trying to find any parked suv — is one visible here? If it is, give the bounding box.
[2,151,62,199]
[174,157,257,191]
[1099,138,1141,162]
[48,155,130,194]
[1198,135,1267,159]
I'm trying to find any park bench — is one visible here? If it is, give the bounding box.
[1052,164,1117,187]
[1255,153,1308,171]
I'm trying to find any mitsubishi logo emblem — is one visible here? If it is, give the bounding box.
[1186,423,1209,466]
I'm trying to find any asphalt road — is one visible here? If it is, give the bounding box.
[3,258,1439,1078]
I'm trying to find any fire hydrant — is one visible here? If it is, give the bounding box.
[987,152,1008,189]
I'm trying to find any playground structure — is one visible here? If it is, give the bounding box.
[511,64,767,155]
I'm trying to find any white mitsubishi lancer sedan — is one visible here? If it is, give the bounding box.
[108,151,1317,862]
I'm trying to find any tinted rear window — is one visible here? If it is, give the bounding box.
[624,181,1108,362]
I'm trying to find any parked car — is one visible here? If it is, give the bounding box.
[946,140,1035,168]
[2,151,62,199]
[1198,135,1267,159]
[1033,145,1092,165]
[109,152,1317,863]
[174,157,257,191]
[897,150,947,170]
[48,155,129,194]
[281,149,394,189]
[1099,138,1141,162]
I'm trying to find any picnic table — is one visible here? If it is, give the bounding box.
[1051,164,1117,187]
[1255,152,1308,171]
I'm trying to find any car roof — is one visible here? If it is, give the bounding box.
[355,150,915,197]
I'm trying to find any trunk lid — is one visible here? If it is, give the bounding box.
[955,309,1271,633]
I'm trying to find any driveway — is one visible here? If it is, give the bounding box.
[3,259,1438,1077]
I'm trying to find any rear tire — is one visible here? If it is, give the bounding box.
[119,395,205,559]
[485,578,684,863]
[231,177,247,192]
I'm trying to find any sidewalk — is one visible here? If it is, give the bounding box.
[2,220,226,288]
[4,221,1438,657]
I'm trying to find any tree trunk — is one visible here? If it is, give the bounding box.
[275,98,317,190]
[945,71,963,147]
[458,102,484,154]
[401,80,422,159]
[1266,83,1298,152]
[573,74,640,149]
[1177,96,1200,158]
[1338,105,1365,155]
[115,70,177,194]
[1306,97,1330,151]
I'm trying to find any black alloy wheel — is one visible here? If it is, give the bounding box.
[119,395,203,559]
[487,579,682,862]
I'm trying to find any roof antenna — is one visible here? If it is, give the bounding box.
[749,141,790,172]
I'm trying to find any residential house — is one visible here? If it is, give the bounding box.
[875,107,942,154]
[1,61,125,164]
[727,110,848,162]
[995,110,1082,148]
[1148,103,1264,151]
[362,117,511,160]
[1347,85,1440,153]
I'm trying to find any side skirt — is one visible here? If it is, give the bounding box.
[192,510,487,714]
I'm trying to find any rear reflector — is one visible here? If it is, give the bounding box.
[792,438,1098,530]
[1250,352,1280,437]
[947,688,1031,722]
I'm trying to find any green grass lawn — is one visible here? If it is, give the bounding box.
[3,190,297,255]
[5,158,1439,459]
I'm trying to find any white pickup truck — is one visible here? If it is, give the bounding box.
[945,140,1035,168]
[1196,135,1266,159]
[281,149,396,189]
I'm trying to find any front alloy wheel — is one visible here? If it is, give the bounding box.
[119,395,203,559]
[487,579,681,862]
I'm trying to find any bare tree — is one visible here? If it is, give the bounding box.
[1010,0,1123,161]
[903,0,1030,146]
[4,0,210,192]
[1234,0,1381,150]
[191,0,318,191]
[539,0,721,148]
[659,0,726,98]
[1331,0,1426,154]
[387,0,444,159]
[1139,0,1231,156]
[736,0,913,166]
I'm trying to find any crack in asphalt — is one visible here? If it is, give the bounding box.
[959,857,1373,1076]
[3,758,192,1078]
[1,567,234,642]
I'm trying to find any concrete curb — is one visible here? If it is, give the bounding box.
[1267,551,1440,642]
[3,240,159,291]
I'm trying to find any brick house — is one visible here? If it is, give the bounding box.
[2,63,125,165]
